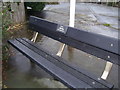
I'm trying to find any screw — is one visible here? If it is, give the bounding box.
[97,58,100,60]
[89,56,92,58]
[108,56,110,58]
[111,44,113,47]
[98,78,101,80]
[92,82,95,84]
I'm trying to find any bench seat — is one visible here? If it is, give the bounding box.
[8,38,113,89]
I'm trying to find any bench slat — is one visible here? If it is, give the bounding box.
[17,39,113,88]
[29,16,119,55]
[8,38,113,89]
[8,39,92,88]
[20,38,113,89]
[29,16,119,65]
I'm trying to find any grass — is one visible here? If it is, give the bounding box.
[103,23,111,27]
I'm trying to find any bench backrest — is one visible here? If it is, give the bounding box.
[29,16,119,65]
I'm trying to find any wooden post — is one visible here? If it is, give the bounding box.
[10,2,25,24]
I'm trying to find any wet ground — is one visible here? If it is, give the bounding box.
[0,2,2,89]
[4,3,119,88]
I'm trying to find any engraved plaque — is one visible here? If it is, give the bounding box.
[56,24,68,34]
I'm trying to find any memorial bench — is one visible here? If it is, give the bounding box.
[8,16,119,89]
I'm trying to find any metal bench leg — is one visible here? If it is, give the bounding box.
[56,44,66,57]
[30,32,38,64]
[101,61,113,80]
[31,32,38,42]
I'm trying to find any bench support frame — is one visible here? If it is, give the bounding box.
[56,44,66,56]
[31,32,39,42]
[101,61,113,80]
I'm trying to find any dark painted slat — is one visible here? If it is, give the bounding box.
[20,38,113,88]
[19,38,113,89]
[67,27,118,55]
[8,39,92,88]
[29,16,119,65]
[29,23,119,65]
[29,16,119,55]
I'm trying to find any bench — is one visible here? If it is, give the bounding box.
[8,16,119,89]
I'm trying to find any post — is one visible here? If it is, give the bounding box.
[56,0,76,57]
[69,0,76,27]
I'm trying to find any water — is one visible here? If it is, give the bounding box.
[3,3,119,88]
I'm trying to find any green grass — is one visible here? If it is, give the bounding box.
[103,23,111,27]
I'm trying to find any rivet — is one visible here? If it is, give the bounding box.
[89,56,92,58]
[111,44,113,47]
[59,38,61,40]
[98,78,101,80]
[45,55,48,57]
[92,82,95,84]
[97,58,100,60]
[107,56,110,58]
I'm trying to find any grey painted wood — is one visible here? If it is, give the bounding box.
[29,16,119,65]
[8,38,113,89]
[8,39,92,88]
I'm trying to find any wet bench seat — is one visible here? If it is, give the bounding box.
[8,38,113,89]
[8,16,119,89]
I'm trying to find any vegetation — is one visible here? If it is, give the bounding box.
[24,2,59,12]
[2,2,45,61]
[45,2,59,4]
[2,3,12,88]
[25,2,45,11]
[2,3,12,61]
[103,23,111,27]
[93,1,119,7]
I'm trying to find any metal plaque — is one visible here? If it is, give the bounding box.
[56,24,68,34]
